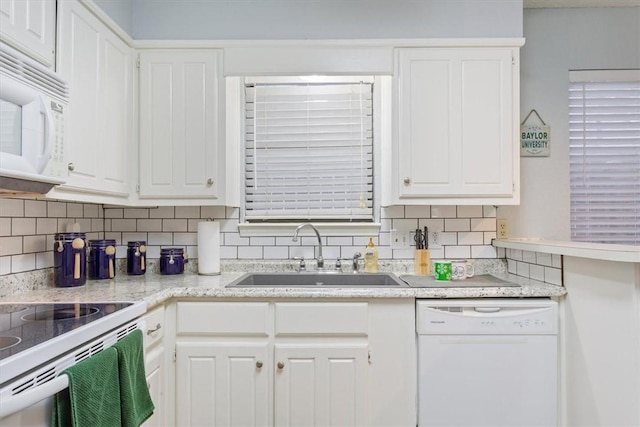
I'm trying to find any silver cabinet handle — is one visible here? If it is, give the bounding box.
[68,163,75,171]
[256,360,263,369]
[146,323,161,335]
[206,178,214,186]
[403,177,411,184]
[277,362,285,370]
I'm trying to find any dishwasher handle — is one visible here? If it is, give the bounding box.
[474,307,501,313]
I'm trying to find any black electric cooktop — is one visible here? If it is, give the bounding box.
[0,302,145,385]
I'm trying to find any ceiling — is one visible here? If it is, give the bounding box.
[524,0,640,7]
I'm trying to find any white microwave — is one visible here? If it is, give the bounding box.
[0,42,68,194]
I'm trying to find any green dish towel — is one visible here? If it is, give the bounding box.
[113,329,155,427]
[52,347,121,427]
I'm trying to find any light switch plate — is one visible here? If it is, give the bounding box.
[390,228,412,249]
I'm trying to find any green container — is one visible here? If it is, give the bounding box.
[434,261,452,281]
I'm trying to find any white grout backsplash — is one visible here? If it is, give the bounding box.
[0,197,500,275]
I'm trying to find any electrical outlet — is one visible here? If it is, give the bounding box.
[497,219,509,239]
[429,231,441,249]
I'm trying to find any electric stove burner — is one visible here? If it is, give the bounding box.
[0,336,21,351]
[21,306,100,321]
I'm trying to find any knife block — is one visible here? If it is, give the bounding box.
[414,249,430,275]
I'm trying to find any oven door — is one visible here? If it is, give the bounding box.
[2,393,51,426]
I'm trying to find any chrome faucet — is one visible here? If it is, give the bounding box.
[292,223,324,269]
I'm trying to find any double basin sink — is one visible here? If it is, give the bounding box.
[226,272,409,288]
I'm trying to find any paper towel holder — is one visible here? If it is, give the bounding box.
[198,219,221,276]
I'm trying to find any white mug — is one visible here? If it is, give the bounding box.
[451,260,474,280]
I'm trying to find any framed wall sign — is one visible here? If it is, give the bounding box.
[520,109,550,157]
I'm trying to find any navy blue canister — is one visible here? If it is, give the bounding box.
[160,248,187,275]
[54,233,87,287]
[127,241,147,275]
[88,239,117,280]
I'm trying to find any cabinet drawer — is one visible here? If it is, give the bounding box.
[275,302,368,336]
[143,305,165,349]
[177,302,270,336]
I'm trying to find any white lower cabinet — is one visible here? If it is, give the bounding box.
[144,347,166,427]
[175,342,270,426]
[173,299,416,426]
[274,344,369,426]
[142,305,166,426]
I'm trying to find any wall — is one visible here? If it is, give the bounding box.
[0,197,498,275]
[130,0,522,39]
[500,7,640,240]
[0,198,104,275]
[85,3,639,241]
[101,204,498,263]
[93,0,133,35]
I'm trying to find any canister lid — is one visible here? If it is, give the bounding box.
[127,241,146,247]
[88,239,117,247]
[161,247,184,255]
[54,232,86,240]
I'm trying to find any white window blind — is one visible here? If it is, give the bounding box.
[569,70,640,245]
[244,79,374,221]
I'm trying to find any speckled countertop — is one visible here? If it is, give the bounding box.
[1,259,566,309]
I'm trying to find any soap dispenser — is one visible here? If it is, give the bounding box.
[363,237,379,273]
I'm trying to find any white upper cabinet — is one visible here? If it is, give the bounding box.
[51,0,133,202]
[390,46,520,205]
[0,0,56,67]
[138,50,224,202]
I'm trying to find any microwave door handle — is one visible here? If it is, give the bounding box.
[36,95,54,173]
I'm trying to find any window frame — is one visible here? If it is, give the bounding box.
[569,69,640,245]
[232,75,391,237]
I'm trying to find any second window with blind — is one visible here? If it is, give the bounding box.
[243,76,375,223]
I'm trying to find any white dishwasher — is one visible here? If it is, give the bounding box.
[416,298,558,427]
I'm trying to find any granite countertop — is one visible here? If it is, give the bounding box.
[1,268,566,309]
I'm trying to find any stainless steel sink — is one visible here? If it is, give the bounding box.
[225,272,409,288]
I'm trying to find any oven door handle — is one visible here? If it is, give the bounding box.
[0,374,68,419]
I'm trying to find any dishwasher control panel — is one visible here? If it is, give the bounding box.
[416,298,557,335]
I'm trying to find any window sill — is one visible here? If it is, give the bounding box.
[238,222,382,237]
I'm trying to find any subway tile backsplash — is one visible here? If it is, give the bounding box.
[0,197,500,275]
[506,248,562,286]
[0,198,104,275]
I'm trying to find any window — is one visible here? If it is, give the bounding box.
[569,70,640,245]
[243,76,374,223]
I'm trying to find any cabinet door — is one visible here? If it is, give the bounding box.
[143,346,165,427]
[176,342,270,427]
[396,47,516,200]
[274,344,369,427]
[0,0,55,66]
[56,0,132,197]
[139,50,222,199]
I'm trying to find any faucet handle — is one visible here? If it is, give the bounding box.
[293,257,306,272]
[352,252,362,272]
[335,257,353,272]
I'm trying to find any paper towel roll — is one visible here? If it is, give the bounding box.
[197,221,220,275]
